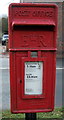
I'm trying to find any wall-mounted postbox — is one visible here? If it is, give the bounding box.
[9,3,58,113]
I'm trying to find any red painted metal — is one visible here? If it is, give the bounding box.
[9,3,58,113]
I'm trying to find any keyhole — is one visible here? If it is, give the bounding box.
[20,80,22,83]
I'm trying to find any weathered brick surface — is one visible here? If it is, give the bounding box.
[56,2,62,58]
[23,0,63,2]
[62,2,64,58]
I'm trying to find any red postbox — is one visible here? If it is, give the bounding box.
[9,3,58,113]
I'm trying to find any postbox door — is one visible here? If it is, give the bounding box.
[14,51,56,112]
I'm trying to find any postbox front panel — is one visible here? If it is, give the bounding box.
[10,51,56,113]
[9,3,58,113]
